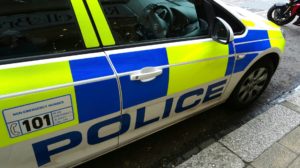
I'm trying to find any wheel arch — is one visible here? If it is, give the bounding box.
[246,48,281,74]
[222,50,281,102]
[238,50,281,86]
[225,52,280,108]
[256,52,280,72]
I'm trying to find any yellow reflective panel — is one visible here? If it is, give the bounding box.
[86,0,116,46]
[0,62,73,95]
[167,59,228,95]
[71,0,100,48]
[241,19,256,27]
[0,87,79,148]
[167,41,229,64]
[167,41,229,95]
[268,30,285,53]
[264,20,280,29]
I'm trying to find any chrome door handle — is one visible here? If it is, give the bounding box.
[130,67,163,82]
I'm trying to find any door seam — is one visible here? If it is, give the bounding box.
[103,51,124,145]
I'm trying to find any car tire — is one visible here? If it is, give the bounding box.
[226,58,275,109]
[267,5,296,26]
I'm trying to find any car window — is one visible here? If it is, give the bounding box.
[99,0,209,45]
[211,2,245,35]
[0,0,85,60]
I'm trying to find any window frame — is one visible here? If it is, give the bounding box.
[210,1,245,35]
[99,0,213,51]
[0,47,104,65]
[0,0,246,65]
[0,0,101,64]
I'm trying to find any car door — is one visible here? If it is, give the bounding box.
[0,0,122,167]
[96,0,235,144]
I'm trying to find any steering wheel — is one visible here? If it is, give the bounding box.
[143,4,174,39]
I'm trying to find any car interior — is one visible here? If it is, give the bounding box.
[0,0,85,59]
[100,0,210,44]
[211,1,245,35]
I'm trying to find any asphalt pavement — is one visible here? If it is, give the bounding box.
[77,1,300,168]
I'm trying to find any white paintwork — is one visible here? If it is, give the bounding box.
[0,52,105,70]
[105,38,213,55]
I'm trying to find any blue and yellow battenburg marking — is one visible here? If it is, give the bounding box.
[0,62,79,147]
[109,41,230,109]
[0,27,284,148]
[0,56,120,147]
[227,28,285,74]
[69,57,120,123]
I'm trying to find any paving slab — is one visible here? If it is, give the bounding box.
[252,143,297,168]
[288,156,300,168]
[286,89,300,107]
[281,101,300,114]
[246,165,254,168]
[176,142,244,168]
[280,127,300,154]
[219,105,300,162]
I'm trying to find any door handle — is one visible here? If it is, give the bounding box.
[130,67,163,82]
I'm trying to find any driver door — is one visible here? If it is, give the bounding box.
[95,0,235,144]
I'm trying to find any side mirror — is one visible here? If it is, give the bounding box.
[212,17,234,44]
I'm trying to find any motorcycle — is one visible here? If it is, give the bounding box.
[267,0,300,25]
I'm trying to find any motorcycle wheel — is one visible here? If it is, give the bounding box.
[267,5,296,25]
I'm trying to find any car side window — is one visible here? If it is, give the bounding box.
[211,2,245,35]
[100,0,209,45]
[0,0,85,60]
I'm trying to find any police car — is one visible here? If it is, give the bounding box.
[0,0,285,167]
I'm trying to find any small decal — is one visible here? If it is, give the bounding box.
[3,95,74,138]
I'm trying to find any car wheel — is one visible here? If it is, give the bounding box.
[227,58,275,109]
[267,5,295,26]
